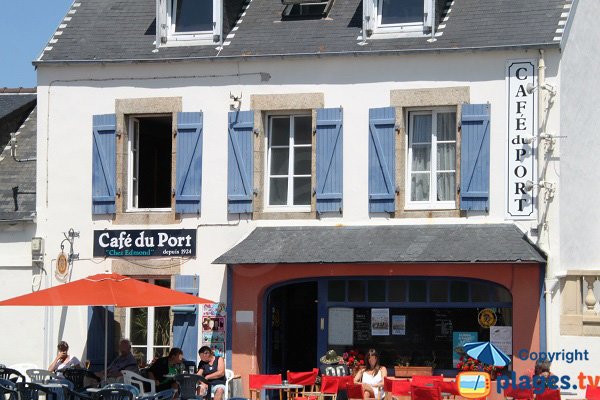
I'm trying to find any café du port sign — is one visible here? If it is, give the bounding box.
[506,59,537,220]
[93,229,196,257]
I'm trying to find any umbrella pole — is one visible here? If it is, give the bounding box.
[104,306,108,384]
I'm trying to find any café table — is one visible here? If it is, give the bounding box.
[263,383,304,400]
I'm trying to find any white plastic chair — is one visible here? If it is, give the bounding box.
[122,370,156,395]
[224,369,234,400]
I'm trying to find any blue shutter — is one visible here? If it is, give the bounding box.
[227,111,254,213]
[86,306,114,372]
[173,275,199,363]
[92,114,116,214]
[176,112,203,214]
[316,108,343,214]
[460,104,490,211]
[368,107,396,213]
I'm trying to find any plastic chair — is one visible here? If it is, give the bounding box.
[103,383,141,397]
[0,380,18,400]
[0,367,26,383]
[504,386,535,400]
[224,369,235,400]
[63,386,93,400]
[27,369,59,384]
[410,385,442,400]
[122,371,156,395]
[249,374,282,400]
[153,388,176,400]
[0,379,17,389]
[91,388,135,400]
[63,368,101,392]
[174,374,205,400]
[17,382,58,400]
[535,389,561,400]
[587,386,600,400]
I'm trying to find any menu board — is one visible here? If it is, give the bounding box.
[328,307,354,345]
[201,302,227,357]
[434,310,453,341]
[354,308,371,344]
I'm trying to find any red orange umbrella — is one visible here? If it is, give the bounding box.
[0,273,211,377]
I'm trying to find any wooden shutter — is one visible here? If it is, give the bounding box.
[92,114,117,215]
[176,112,203,214]
[460,104,490,211]
[173,275,200,363]
[368,107,396,213]
[227,110,254,213]
[86,306,114,371]
[316,108,343,214]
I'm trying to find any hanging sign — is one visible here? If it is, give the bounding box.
[93,229,196,257]
[478,308,497,328]
[506,59,537,220]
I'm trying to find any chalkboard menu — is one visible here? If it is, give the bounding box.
[354,308,371,344]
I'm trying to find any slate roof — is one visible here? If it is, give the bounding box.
[0,94,36,121]
[213,224,546,264]
[37,0,568,63]
[0,107,37,221]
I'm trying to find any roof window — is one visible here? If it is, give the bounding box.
[281,0,333,19]
[156,0,223,47]
[363,0,434,38]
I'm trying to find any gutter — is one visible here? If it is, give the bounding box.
[33,42,560,67]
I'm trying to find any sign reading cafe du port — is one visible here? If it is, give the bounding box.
[506,60,537,220]
[93,229,196,257]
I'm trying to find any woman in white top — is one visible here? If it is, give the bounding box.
[48,341,82,376]
[354,349,388,400]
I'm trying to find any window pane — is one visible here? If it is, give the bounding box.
[388,281,406,302]
[429,281,448,302]
[269,178,288,205]
[293,177,311,205]
[154,307,171,346]
[450,282,469,302]
[411,173,430,201]
[381,0,423,24]
[437,112,456,141]
[490,286,512,302]
[368,281,386,302]
[436,173,455,201]
[471,283,490,302]
[348,281,365,302]
[271,117,290,146]
[175,0,213,32]
[270,148,289,175]
[328,281,346,301]
[412,114,432,143]
[294,116,312,145]
[294,147,311,175]
[132,347,147,368]
[130,308,148,346]
[408,280,427,302]
[412,144,431,171]
[437,144,455,170]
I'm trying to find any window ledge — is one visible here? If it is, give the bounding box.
[264,206,312,213]
[160,36,217,48]
[404,203,456,211]
[364,29,427,40]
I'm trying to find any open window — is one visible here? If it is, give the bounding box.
[128,115,173,211]
[363,0,434,37]
[156,0,222,46]
[281,0,333,19]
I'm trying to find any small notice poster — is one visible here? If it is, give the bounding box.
[453,331,478,367]
[392,315,406,335]
[491,326,512,355]
[371,308,389,336]
[328,308,354,345]
[201,302,226,357]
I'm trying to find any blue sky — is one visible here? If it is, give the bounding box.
[0,0,74,88]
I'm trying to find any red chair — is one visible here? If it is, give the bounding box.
[586,386,600,400]
[435,381,459,399]
[410,385,442,400]
[391,380,411,396]
[535,389,561,400]
[346,383,364,400]
[249,374,282,400]
[320,376,341,400]
[411,376,444,386]
[504,386,535,400]
[288,369,319,397]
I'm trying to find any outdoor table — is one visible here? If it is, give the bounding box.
[263,383,303,400]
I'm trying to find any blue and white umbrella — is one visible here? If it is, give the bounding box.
[463,341,511,367]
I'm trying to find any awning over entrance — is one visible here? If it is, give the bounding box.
[214,224,546,264]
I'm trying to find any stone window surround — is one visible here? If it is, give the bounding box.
[560,271,600,336]
[390,86,470,218]
[250,93,324,220]
[114,97,183,225]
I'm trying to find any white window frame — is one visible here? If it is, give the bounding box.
[405,107,457,210]
[163,0,222,45]
[125,277,172,366]
[364,0,433,37]
[264,112,312,213]
[127,115,172,212]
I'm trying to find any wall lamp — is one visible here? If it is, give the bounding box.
[525,180,555,198]
[522,132,567,145]
[526,82,557,96]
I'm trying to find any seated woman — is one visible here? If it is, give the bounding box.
[148,348,184,392]
[196,346,226,400]
[353,349,387,400]
[48,341,82,376]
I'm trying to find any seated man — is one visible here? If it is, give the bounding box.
[96,339,139,382]
[319,350,350,377]
[148,348,184,392]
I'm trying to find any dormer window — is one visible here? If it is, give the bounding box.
[156,0,222,47]
[363,0,434,38]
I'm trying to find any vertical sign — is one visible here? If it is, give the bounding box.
[201,303,226,357]
[506,60,537,219]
